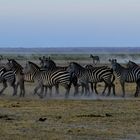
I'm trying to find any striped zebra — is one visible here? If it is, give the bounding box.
[6,59,25,97]
[67,62,115,96]
[127,60,140,96]
[84,64,114,95]
[109,59,140,97]
[39,57,78,96]
[24,61,72,98]
[0,67,16,96]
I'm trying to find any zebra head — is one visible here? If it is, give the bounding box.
[67,62,85,75]
[39,56,56,70]
[6,59,14,71]
[109,59,118,71]
[6,59,23,72]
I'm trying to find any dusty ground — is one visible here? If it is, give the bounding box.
[0,80,140,140]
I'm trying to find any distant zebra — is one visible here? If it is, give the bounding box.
[0,67,16,96]
[109,59,140,97]
[24,61,72,98]
[90,54,100,65]
[6,59,25,97]
[67,62,115,96]
[39,57,78,96]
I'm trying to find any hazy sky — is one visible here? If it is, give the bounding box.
[0,0,140,47]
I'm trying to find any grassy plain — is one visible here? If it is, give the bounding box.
[0,55,140,140]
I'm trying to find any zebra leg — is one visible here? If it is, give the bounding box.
[34,83,42,96]
[94,83,99,94]
[11,83,17,96]
[39,85,44,98]
[135,80,140,97]
[0,81,7,95]
[44,86,48,97]
[85,83,90,96]
[135,84,139,97]
[74,85,79,96]
[65,84,71,98]
[106,84,111,96]
[90,82,94,93]
[49,86,52,97]
[102,83,108,96]
[81,84,84,95]
[55,84,59,95]
[112,83,116,96]
[120,81,125,97]
[20,82,25,97]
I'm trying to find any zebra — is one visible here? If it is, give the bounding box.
[109,59,140,97]
[39,57,78,96]
[67,62,115,96]
[126,60,140,96]
[90,54,100,65]
[84,64,114,94]
[0,67,17,96]
[24,61,72,98]
[6,59,25,97]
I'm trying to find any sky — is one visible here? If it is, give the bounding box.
[0,0,140,48]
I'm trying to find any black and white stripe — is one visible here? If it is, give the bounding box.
[67,62,115,96]
[0,67,16,95]
[24,61,72,98]
[39,57,78,96]
[109,59,140,97]
[6,59,25,97]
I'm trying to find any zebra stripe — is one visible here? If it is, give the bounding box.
[39,57,78,96]
[67,62,115,96]
[24,61,72,98]
[6,59,25,97]
[0,67,16,95]
[109,59,140,97]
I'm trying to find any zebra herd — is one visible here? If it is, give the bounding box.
[0,56,140,98]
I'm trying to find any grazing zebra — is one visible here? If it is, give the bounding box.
[67,62,115,96]
[24,61,72,98]
[109,59,140,97]
[90,54,100,65]
[6,59,25,97]
[0,67,16,96]
[39,57,78,96]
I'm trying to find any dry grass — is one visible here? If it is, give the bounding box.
[0,98,140,140]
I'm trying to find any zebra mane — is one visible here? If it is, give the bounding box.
[70,62,85,69]
[128,60,138,66]
[46,59,56,67]
[28,61,40,71]
[10,59,23,70]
